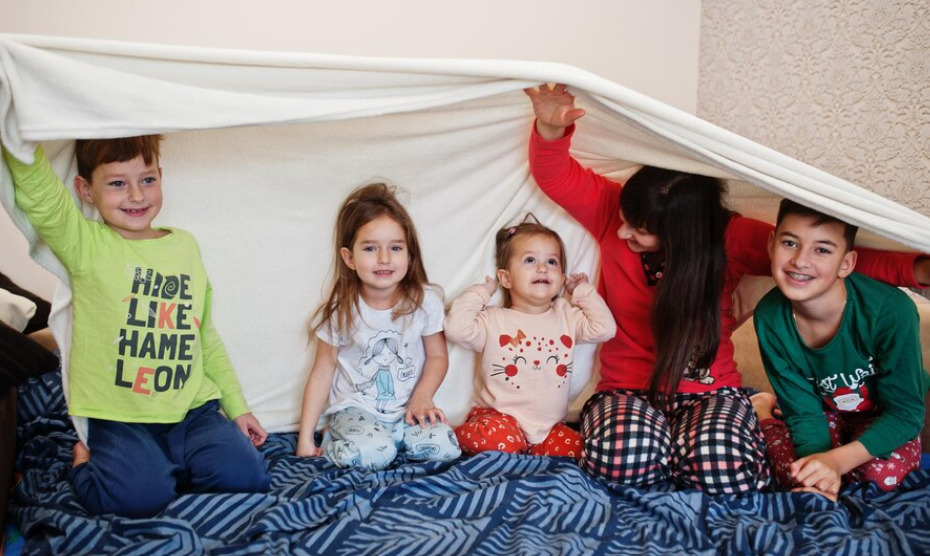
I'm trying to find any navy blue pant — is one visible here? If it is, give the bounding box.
[70,401,270,518]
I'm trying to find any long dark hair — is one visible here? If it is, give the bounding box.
[620,166,732,401]
[311,183,429,337]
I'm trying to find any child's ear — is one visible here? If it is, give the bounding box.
[767,230,777,260]
[74,176,94,204]
[838,249,858,278]
[339,247,355,270]
[497,268,512,290]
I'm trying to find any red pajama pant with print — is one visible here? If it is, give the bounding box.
[760,411,921,492]
[454,407,582,458]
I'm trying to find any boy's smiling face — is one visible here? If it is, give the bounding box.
[76,155,164,240]
[768,213,857,306]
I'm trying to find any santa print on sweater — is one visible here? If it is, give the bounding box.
[817,357,878,412]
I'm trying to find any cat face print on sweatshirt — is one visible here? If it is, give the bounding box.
[490,329,574,391]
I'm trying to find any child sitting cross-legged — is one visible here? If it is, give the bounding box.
[3,138,270,518]
[296,183,461,469]
[445,216,616,458]
[753,199,929,500]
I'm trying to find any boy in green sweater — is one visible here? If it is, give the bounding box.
[753,199,928,500]
[4,136,269,517]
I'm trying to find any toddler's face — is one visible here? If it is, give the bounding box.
[498,234,565,312]
[76,155,164,240]
[341,215,409,298]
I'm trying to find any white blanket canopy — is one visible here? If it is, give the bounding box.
[2,34,929,433]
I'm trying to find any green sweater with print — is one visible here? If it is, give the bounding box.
[754,272,928,458]
[5,147,249,423]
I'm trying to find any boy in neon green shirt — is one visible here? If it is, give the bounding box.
[5,136,269,517]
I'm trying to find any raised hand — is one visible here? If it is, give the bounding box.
[481,276,498,298]
[524,83,586,140]
[565,272,589,296]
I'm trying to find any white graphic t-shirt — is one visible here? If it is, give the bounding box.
[317,288,444,422]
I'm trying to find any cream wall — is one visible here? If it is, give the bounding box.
[699,0,930,218]
[0,0,702,300]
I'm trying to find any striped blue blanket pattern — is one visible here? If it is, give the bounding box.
[11,371,930,555]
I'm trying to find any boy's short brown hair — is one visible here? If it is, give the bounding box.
[776,198,859,251]
[75,135,164,180]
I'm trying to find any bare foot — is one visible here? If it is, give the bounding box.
[791,486,838,502]
[72,441,90,467]
[750,392,778,421]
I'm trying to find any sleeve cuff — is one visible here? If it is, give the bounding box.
[219,392,250,420]
[569,282,596,303]
[531,121,576,146]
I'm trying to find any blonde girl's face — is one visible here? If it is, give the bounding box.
[497,234,565,312]
[340,214,410,299]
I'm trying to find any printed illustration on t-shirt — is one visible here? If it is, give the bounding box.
[682,346,715,385]
[354,330,416,412]
[115,267,199,397]
[817,357,877,412]
[491,329,573,391]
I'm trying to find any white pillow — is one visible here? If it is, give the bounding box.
[0,287,37,332]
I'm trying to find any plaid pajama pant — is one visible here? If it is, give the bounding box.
[580,387,771,494]
[760,412,921,492]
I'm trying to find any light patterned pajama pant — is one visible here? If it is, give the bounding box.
[324,406,461,471]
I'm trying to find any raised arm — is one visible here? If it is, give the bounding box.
[566,275,616,344]
[3,146,92,269]
[443,278,496,352]
[525,85,620,241]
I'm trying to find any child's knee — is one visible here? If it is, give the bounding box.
[528,424,582,458]
[454,412,526,455]
[71,463,177,518]
[208,451,270,493]
[405,423,462,462]
[580,394,671,484]
[676,432,769,493]
[327,438,398,470]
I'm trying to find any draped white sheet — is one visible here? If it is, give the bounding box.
[2,34,928,433]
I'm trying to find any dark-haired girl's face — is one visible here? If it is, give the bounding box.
[618,211,662,253]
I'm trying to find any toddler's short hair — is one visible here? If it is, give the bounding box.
[75,135,164,180]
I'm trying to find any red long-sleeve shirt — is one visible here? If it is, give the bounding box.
[529,125,922,393]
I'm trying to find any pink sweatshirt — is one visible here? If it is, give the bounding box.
[445,283,616,444]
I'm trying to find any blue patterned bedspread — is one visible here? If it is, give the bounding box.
[10,371,930,556]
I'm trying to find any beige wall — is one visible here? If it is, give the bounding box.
[0,0,702,300]
[699,0,930,218]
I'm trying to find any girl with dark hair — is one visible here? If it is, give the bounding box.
[445,216,615,459]
[524,84,930,493]
[296,182,461,470]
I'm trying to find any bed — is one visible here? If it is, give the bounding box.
[5,325,930,556]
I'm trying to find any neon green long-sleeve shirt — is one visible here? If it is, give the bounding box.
[6,147,249,422]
